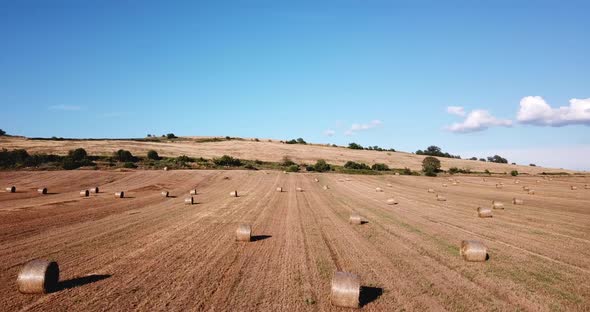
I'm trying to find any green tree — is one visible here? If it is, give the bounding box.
[348,142,364,150]
[114,149,135,162]
[313,159,331,172]
[147,150,160,160]
[68,148,88,162]
[422,156,441,176]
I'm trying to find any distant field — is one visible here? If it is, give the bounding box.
[0,136,578,174]
[0,170,589,311]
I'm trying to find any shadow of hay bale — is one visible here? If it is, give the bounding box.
[250,235,272,242]
[359,286,383,307]
[53,274,111,292]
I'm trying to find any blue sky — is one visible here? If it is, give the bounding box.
[1,1,589,170]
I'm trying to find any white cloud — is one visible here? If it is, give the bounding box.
[447,106,466,116]
[446,110,512,133]
[49,105,81,111]
[345,120,382,136]
[517,96,590,126]
[323,129,336,137]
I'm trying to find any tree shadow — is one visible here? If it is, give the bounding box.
[360,220,369,225]
[360,286,383,307]
[167,195,177,198]
[486,253,490,261]
[251,235,272,242]
[52,274,111,292]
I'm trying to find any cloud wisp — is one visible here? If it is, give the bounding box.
[49,105,82,111]
[323,129,336,137]
[446,109,512,133]
[344,120,382,136]
[517,96,590,126]
[446,106,466,116]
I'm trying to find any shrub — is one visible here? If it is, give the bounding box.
[244,163,257,170]
[281,156,296,167]
[449,167,459,174]
[296,138,307,144]
[529,163,536,167]
[123,162,138,169]
[422,156,441,176]
[254,138,260,142]
[286,164,300,172]
[176,155,193,163]
[313,159,331,172]
[402,167,413,175]
[348,142,363,150]
[0,129,6,136]
[484,169,491,175]
[371,163,389,171]
[166,133,177,139]
[62,158,80,170]
[147,150,160,160]
[479,158,486,162]
[344,161,371,170]
[511,170,519,176]
[487,155,508,164]
[213,155,242,167]
[114,149,135,162]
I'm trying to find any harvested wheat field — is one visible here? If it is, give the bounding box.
[1,170,589,311]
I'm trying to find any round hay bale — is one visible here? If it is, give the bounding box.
[80,190,89,197]
[536,180,541,183]
[163,166,168,171]
[115,191,124,198]
[323,185,330,190]
[330,271,360,308]
[184,197,194,205]
[522,186,529,191]
[276,187,283,192]
[38,188,47,195]
[452,182,458,186]
[230,190,238,197]
[314,178,319,182]
[442,183,448,187]
[236,224,251,242]
[296,187,304,192]
[386,198,398,205]
[349,212,362,225]
[514,180,520,184]
[460,240,487,262]
[6,186,16,193]
[512,198,524,205]
[427,188,435,193]
[91,187,99,193]
[436,195,447,201]
[375,187,383,192]
[394,172,400,176]
[477,207,493,218]
[571,186,578,190]
[345,178,352,181]
[17,259,59,294]
[387,183,393,187]
[491,201,504,209]
[161,191,169,197]
[495,184,503,189]
[190,189,197,195]
[528,190,535,195]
